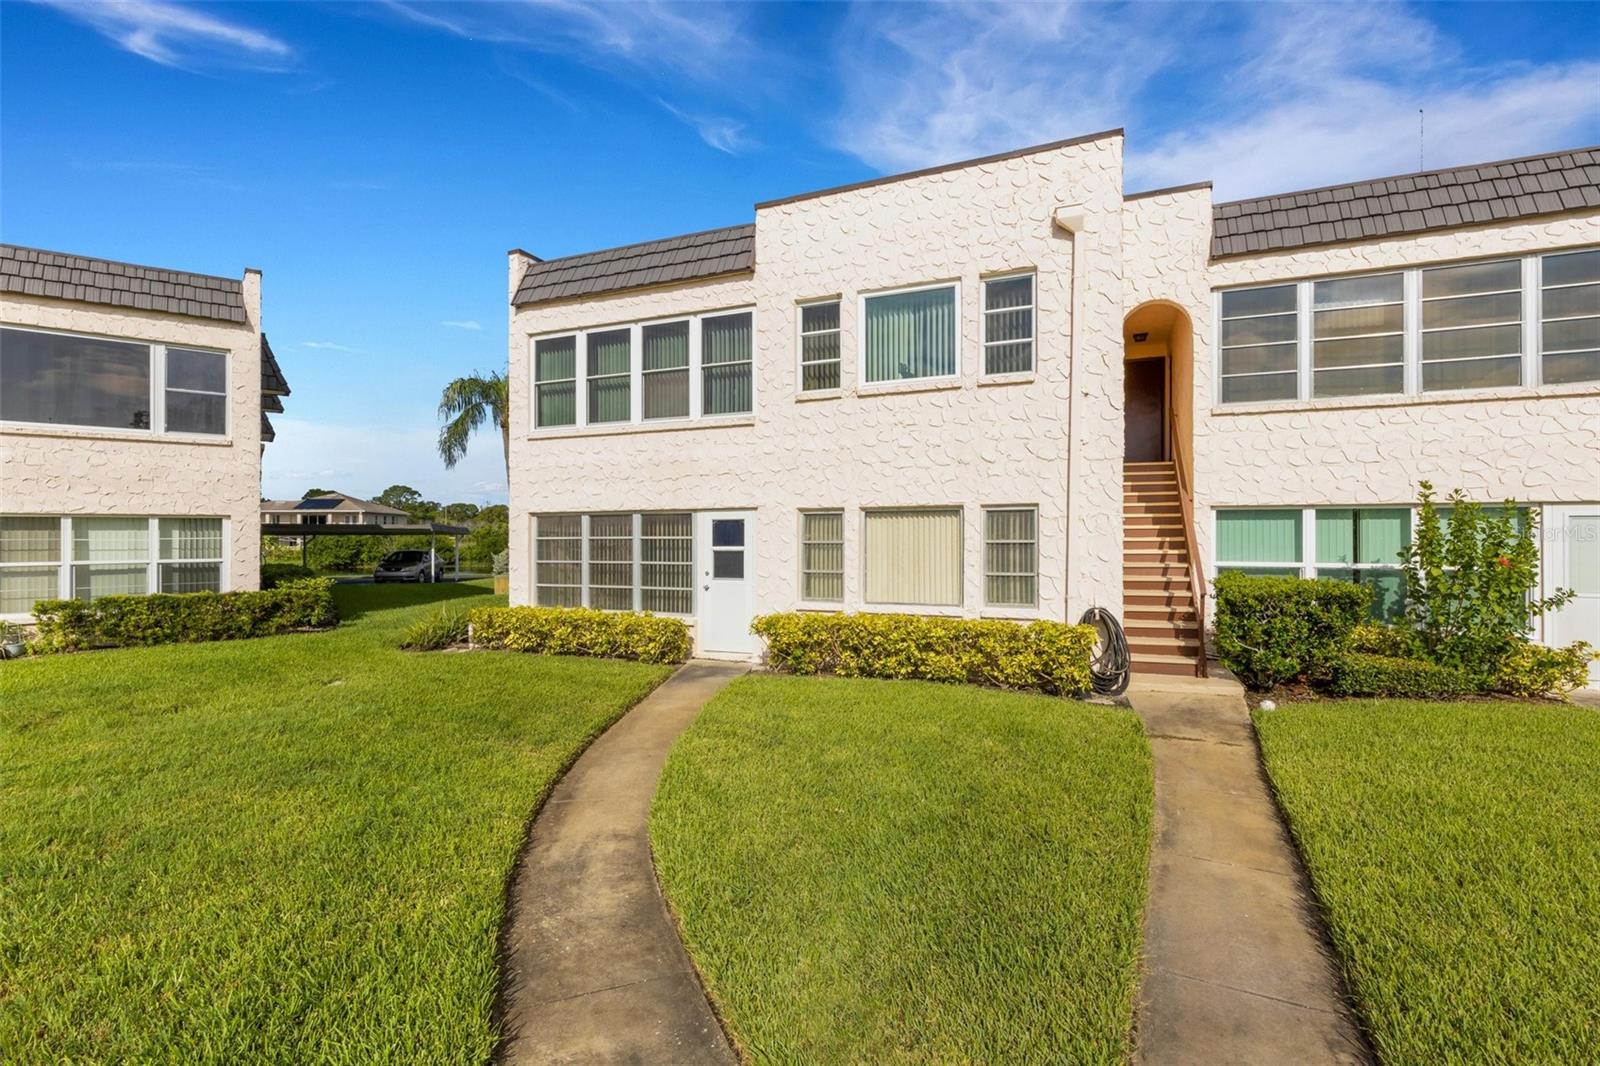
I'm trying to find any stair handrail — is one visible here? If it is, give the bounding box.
[1167,412,1209,678]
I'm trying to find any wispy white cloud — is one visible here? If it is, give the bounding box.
[658,99,754,154]
[440,320,483,331]
[301,340,360,352]
[31,0,293,71]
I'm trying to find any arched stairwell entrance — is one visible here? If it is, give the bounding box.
[1123,302,1207,677]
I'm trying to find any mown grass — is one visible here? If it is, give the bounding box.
[0,581,671,1064]
[1254,700,1600,1064]
[650,674,1152,1064]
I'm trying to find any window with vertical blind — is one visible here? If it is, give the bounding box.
[1421,259,1522,391]
[586,514,635,609]
[800,511,844,602]
[534,514,582,606]
[641,321,690,420]
[798,301,841,392]
[1312,273,1403,397]
[1215,507,1419,621]
[984,507,1037,607]
[1215,510,1304,576]
[641,513,693,614]
[586,328,632,424]
[701,311,753,415]
[1542,248,1600,384]
[0,515,225,613]
[863,508,961,606]
[983,274,1034,375]
[1217,249,1600,403]
[863,284,957,384]
[534,336,577,428]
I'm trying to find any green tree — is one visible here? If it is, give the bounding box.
[375,485,424,512]
[437,371,509,477]
[301,488,337,499]
[441,502,480,524]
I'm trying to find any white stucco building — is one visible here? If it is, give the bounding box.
[0,244,290,618]
[506,131,1600,675]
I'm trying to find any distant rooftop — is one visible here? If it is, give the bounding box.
[261,492,409,516]
[0,243,248,323]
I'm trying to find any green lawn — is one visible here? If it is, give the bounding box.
[1255,700,1600,1065]
[650,674,1152,1064]
[0,582,671,1064]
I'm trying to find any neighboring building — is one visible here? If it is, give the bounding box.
[0,244,289,618]
[260,492,413,534]
[510,133,1595,673]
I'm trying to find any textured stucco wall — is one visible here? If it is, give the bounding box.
[507,134,1128,626]
[1,279,264,592]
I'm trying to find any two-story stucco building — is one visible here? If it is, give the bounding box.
[505,130,1600,676]
[1,244,289,619]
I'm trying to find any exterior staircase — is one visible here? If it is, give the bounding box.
[1124,461,1205,677]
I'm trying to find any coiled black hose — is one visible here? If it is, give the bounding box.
[1080,606,1131,697]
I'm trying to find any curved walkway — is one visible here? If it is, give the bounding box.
[496,660,746,1066]
[1126,676,1371,1065]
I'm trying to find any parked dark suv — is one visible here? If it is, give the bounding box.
[374,549,444,583]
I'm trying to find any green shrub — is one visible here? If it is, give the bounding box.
[260,562,315,589]
[31,579,337,653]
[1326,652,1479,698]
[1213,572,1370,690]
[750,612,1096,696]
[1346,622,1419,658]
[1491,641,1596,698]
[399,606,471,651]
[1403,483,1573,684]
[467,606,690,664]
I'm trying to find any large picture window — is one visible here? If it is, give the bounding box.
[863,284,956,384]
[863,508,961,606]
[534,512,693,614]
[0,514,224,615]
[1215,507,1413,621]
[1542,248,1600,384]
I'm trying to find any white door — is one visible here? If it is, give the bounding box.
[697,511,756,658]
[1547,506,1600,682]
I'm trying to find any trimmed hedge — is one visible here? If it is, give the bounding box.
[32,578,337,653]
[751,611,1096,696]
[1493,641,1596,698]
[467,606,690,664]
[1347,622,1419,659]
[1326,652,1479,698]
[261,562,315,589]
[1214,572,1369,691]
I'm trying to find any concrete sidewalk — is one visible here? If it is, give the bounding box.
[1126,676,1371,1065]
[496,660,746,1066]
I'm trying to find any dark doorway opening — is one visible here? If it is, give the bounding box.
[1124,357,1167,461]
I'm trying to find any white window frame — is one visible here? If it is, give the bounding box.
[981,271,1036,377]
[860,505,965,609]
[1210,508,1308,577]
[1,515,229,619]
[858,280,961,388]
[532,513,584,607]
[981,505,1039,608]
[0,323,230,439]
[797,508,845,605]
[1213,245,1600,405]
[530,331,580,429]
[796,298,842,394]
[1310,273,1406,399]
[1418,258,1524,392]
[527,305,755,432]
[533,511,695,616]
[1539,247,1600,385]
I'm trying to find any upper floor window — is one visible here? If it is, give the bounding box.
[798,301,841,392]
[1217,247,1600,405]
[1542,249,1599,384]
[983,274,1034,375]
[531,307,753,432]
[862,283,956,385]
[0,326,226,436]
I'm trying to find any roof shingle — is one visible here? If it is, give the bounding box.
[1211,146,1600,259]
[512,224,754,306]
[0,243,248,323]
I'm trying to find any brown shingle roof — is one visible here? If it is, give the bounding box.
[260,333,290,395]
[512,224,754,306]
[1211,146,1600,258]
[0,243,249,323]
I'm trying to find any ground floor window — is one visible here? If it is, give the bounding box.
[799,511,844,602]
[0,514,225,615]
[534,512,693,614]
[863,508,962,606]
[984,507,1038,607]
[1214,506,1414,621]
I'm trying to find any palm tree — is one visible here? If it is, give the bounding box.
[437,371,510,477]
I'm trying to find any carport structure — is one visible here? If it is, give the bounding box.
[260,518,471,579]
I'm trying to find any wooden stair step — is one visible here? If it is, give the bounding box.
[1130,652,1201,677]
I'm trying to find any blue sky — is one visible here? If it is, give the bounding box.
[4,1,1598,504]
